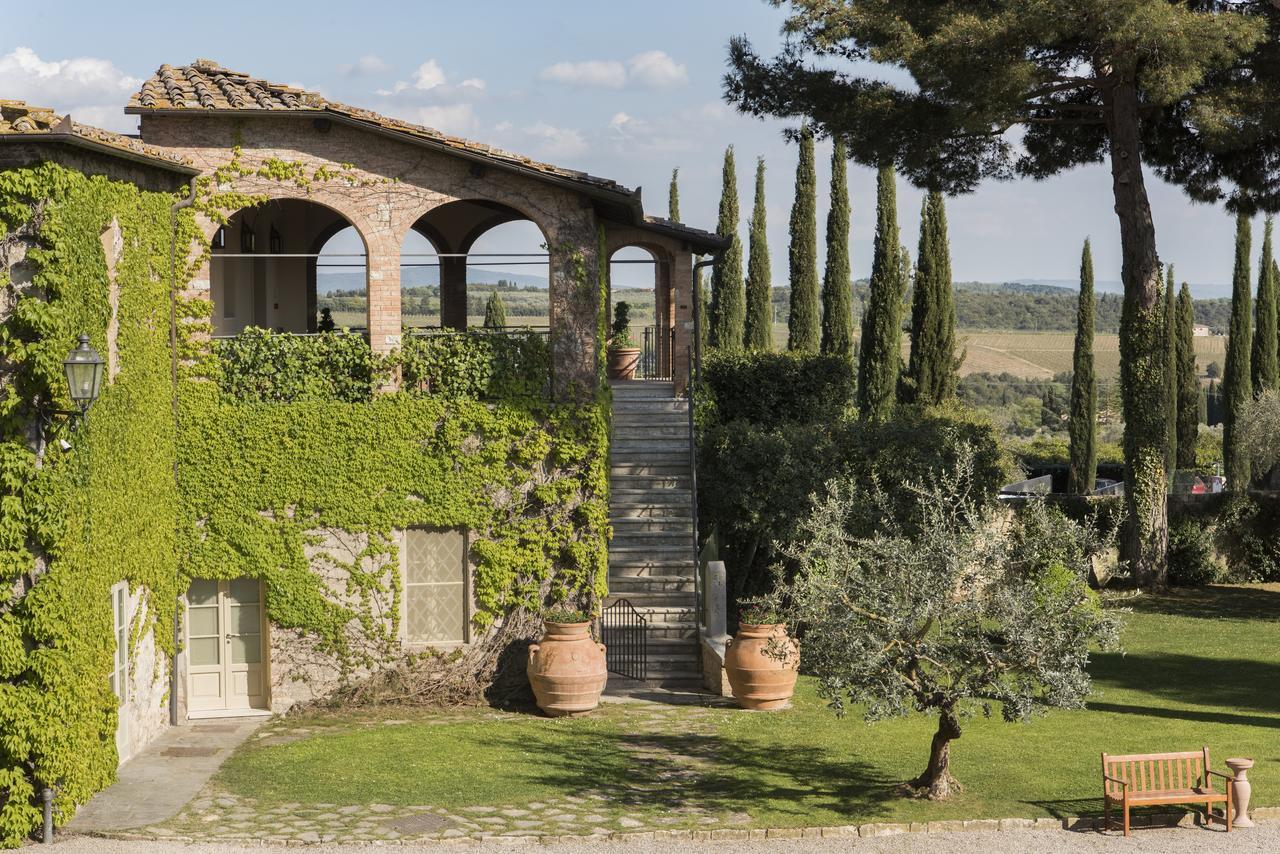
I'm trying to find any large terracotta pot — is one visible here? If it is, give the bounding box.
[607,347,641,380]
[527,621,607,716]
[725,623,799,711]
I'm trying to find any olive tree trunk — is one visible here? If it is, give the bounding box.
[912,708,962,799]
[1102,67,1169,590]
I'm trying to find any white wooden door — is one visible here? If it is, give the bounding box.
[186,579,267,714]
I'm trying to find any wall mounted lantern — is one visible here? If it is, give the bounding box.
[212,226,226,249]
[42,334,104,434]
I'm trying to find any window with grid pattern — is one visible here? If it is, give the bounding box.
[403,528,468,644]
[109,582,129,704]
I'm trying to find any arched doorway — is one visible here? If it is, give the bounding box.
[609,243,673,380]
[209,199,364,336]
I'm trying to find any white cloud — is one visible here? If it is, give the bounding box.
[609,112,635,133]
[521,122,588,159]
[538,60,627,89]
[0,46,139,132]
[412,104,479,136]
[626,51,688,89]
[538,51,688,90]
[376,59,484,101]
[338,54,392,77]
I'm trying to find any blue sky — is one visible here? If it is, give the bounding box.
[3,0,1266,296]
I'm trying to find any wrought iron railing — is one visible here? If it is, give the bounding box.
[637,325,675,381]
[600,598,647,680]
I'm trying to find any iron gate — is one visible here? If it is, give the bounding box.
[637,326,675,381]
[600,598,647,680]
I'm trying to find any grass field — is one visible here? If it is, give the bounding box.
[170,584,1277,841]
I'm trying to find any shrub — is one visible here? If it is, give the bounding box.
[397,330,551,401]
[214,328,384,403]
[1216,496,1280,582]
[700,349,855,425]
[1167,519,1221,586]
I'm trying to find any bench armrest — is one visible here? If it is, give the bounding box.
[1205,769,1233,786]
[1103,774,1129,790]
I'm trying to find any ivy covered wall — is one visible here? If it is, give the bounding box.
[0,162,197,846]
[0,160,611,846]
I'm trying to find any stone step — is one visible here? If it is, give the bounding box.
[605,589,696,608]
[605,602,698,626]
[610,475,692,491]
[611,413,690,428]
[609,575,696,594]
[610,462,691,477]
[609,505,692,520]
[609,543,693,561]
[610,380,675,393]
[611,445,692,458]
[610,516,694,534]
[611,530,693,547]
[610,457,692,470]
[612,400,689,415]
[608,563,697,580]
[612,424,689,440]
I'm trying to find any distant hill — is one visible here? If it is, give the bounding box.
[317,266,549,294]
[1008,278,1232,299]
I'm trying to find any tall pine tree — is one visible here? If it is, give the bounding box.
[744,157,773,350]
[710,146,744,351]
[1164,264,1178,473]
[1068,239,1098,495]
[786,126,820,352]
[1175,282,1199,471]
[857,165,903,421]
[906,191,959,404]
[1224,212,1253,489]
[1252,217,1278,394]
[820,138,853,357]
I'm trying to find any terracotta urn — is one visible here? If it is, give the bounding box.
[527,621,607,716]
[1226,758,1255,828]
[607,346,641,380]
[724,623,799,711]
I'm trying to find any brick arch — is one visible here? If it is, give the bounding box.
[605,240,676,380]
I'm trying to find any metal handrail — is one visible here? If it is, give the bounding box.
[687,344,702,631]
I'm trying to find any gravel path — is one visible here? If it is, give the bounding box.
[48,823,1280,853]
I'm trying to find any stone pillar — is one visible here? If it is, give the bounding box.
[701,560,731,696]
[547,230,600,399]
[440,256,467,330]
[365,235,402,357]
[655,257,673,379]
[671,249,694,395]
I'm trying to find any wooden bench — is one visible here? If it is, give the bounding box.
[1102,748,1233,836]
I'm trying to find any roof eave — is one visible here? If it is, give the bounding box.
[0,131,200,175]
[127,106,644,212]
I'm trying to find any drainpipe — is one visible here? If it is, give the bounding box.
[168,178,197,727]
[41,787,52,844]
[687,254,720,632]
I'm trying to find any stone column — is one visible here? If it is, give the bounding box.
[671,248,694,395]
[654,256,673,379]
[365,234,402,357]
[547,228,601,399]
[440,255,467,329]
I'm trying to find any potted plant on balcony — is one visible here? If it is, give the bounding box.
[725,603,799,710]
[527,606,607,716]
[606,301,641,380]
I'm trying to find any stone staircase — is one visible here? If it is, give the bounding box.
[605,380,701,686]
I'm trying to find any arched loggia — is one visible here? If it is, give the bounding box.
[404,200,551,330]
[609,243,674,380]
[210,199,365,336]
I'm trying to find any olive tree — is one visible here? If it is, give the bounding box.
[726,0,1280,588]
[764,451,1121,799]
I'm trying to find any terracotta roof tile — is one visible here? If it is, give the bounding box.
[128,60,628,193]
[0,99,194,170]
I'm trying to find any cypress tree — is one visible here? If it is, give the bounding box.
[483,292,506,329]
[857,165,903,421]
[744,158,773,350]
[1223,212,1253,489]
[786,126,820,352]
[907,191,959,404]
[820,139,853,357]
[710,146,744,350]
[668,168,680,222]
[1068,239,1098,495]
[1252,217,1278,394]
[1175,282,1199,471]
[1164,264,1178,473]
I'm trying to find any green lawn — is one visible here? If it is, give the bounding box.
[206,584,1278,832]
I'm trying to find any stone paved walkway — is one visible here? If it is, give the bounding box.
[53,822,1280,853]
[67,718,265,832]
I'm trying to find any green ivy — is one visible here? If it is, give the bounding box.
[396,331,551,401]
[0,162,197,845]
[213,328,387,402]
